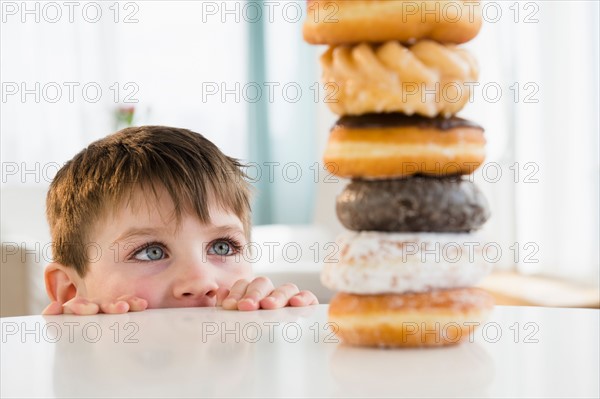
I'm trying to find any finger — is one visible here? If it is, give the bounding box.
[288,291,319,307]
[63,298,100,315]
[237,277,275,311]
[259,283,300,310]
[42,301,64,315]
[222,279,250,310]
[216,287,230,307]
[99,300,130,314]
[116,295,148,312]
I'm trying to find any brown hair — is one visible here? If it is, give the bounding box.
[46,125,252,277]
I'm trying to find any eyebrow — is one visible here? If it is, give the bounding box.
[204,224,245,237]
[113,227,170,244]
[113,224,244,244]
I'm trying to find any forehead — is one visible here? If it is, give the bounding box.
[97,185,243,237]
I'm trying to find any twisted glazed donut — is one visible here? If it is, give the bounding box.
[303,0,482,45]
[321,40,478,117]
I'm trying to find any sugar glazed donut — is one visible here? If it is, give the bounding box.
[321,231,492,294]
[328,288,494,347]
[303,0,482,45]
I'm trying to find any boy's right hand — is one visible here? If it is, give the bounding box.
[42,295,148,315]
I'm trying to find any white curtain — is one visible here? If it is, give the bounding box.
[451,1,599,283]
[509,1,599,282]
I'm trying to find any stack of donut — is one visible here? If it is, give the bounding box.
[303,0,495,347]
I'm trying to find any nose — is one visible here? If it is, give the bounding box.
[172,261,220,301]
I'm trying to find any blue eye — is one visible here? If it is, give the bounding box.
[134,245,165,261]
[211,241,232,256]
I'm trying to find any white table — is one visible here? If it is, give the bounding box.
[1,305,598,398]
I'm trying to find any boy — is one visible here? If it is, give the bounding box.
[42,126,318,315]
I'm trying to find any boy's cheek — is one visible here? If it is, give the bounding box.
[230,260,253,281]
[82,273,161,305]
[133,288,163,309]
[123,277,167,307]
[212,262,253,291]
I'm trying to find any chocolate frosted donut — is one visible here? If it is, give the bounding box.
[334,113,482,131]
[336,176,490,232]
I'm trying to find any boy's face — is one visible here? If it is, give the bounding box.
[74,186,252,308]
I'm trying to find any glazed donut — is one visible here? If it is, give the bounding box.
[323,113,485,179]
[321,231,492,294]
[337,176,490,232]
[328,288,495,347]
[303,0,482,45]
[321,40,478,117]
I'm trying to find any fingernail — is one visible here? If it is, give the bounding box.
[222,298,236,306]
[131,299,143,308]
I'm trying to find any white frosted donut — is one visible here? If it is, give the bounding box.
[321,231,492,294]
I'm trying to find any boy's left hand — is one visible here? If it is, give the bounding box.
[219,277,318,311]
